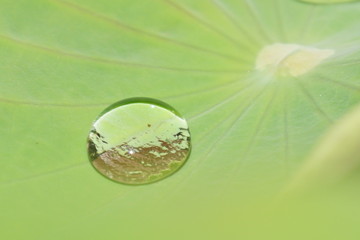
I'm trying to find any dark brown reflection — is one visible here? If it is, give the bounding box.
[89,132,190,184]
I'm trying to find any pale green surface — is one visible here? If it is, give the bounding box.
[299,0,360,4]
[287,103,360,192]
[0,0,360,239]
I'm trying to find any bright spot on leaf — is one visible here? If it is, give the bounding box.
[255,43,334,77]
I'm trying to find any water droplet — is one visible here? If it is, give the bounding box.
[87,97,191,185]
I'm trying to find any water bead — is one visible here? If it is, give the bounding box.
[87,97,191,185]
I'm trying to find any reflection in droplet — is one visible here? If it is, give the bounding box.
[87,97,191,185]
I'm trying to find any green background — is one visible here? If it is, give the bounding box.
[1,0,360,239]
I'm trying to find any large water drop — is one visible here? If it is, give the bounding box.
[87,97,191,185]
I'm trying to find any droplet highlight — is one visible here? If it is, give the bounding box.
[87,97,191,185]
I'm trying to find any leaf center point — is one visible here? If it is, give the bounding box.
[255,43,335,77]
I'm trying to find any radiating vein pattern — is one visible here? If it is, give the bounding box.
[0,0,359,197]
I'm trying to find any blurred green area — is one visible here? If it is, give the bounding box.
[0,0,359,239]
[299,0,360,4]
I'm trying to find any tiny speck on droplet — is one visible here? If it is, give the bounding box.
[147,124,151,127]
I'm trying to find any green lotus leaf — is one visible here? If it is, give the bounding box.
[299,0,359,4]
[0,0,359,239]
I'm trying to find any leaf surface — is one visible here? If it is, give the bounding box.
[0,0,359,239]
